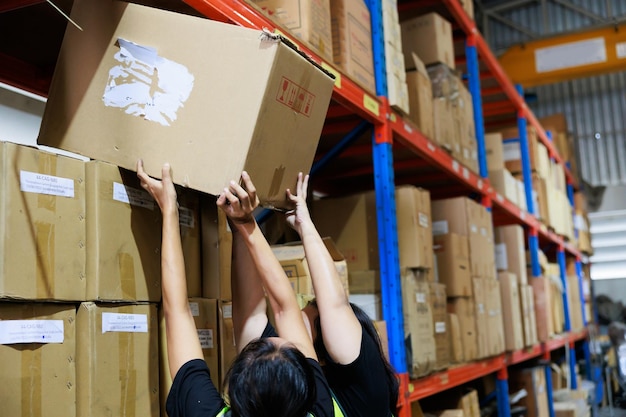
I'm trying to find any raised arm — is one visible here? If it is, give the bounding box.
[137,161,203,378]
[217,172,317,360]
[286,173,362,364]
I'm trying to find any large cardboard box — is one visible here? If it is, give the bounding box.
[498,272,524,351]
[271,237,349,295]
[401,12,455,69]
[330,0,376,93]
[501,126,550,179]
[201,195,233,301]
[0,142,86,301]
[430,282,449,370]
[433,97,459,153]
[531,277,553,342]
[433,233,471,297]
[85,160,202,301]
[38,0,334,210]
[406,53,435,140]
[402,268,436,378]
[250,0,333,62]
[348,270,380,294]
[218,300,237,387]
[510,367,550,417]
[447,297,477,361]
[76,302,159,417]
[472,277,489,359]
[489,169,519,207]
[485,133,504,171]
[0,302,76,417]
[486,278,505,356]
[395,186,434,270]
[521,284,538,346]
[448,313,464,363]
[494,225,528,285]
[159,298,219,413]
[567,274,584,331]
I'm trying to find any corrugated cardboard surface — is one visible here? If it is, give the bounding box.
[406,55,435,140]
[495,225,528,285]
[0,302,76,417]
[330,0,376,93]
[510,367,550,417]
[1,141,86,301]
[448,313,464,363]
[434,233,471,297]
[430,282,449,370]
[472,277,489,359]
[38,0,334,209]
[201,195,232,301]
[486,278,505,356]
[76,302,159,417]
[249,0,333,62]
[531,276,553,342]
[159,298,219,416]
[396,186,434,270]
[85,160,161,301]
[218,300,237,389]
[401,268,435,378]
[447,297,477,361]
[498,272,524,351]
[401,12,455,69]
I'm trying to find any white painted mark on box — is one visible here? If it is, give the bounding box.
[103,38,194,126]
[198,329,214,349]
[20,170,74,198]
[113,182,155,210]
[102,312,148,333]
[0,320,64,344]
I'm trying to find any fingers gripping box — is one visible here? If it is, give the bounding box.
[38,0,335,210]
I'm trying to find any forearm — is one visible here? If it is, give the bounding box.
[161,210,189,315]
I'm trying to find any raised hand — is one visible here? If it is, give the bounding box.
[137,160,178,215]
[285,172,313,234]
[216,171,259,225]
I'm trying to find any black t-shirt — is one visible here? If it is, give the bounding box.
[166,324,334,417]
[323,327,394,417]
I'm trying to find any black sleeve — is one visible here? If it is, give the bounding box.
[260,321,278,338]
[166,359,226,417]
[308,358,334,417]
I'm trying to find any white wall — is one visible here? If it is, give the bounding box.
[0,84,46,147]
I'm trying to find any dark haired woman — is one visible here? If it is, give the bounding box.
[137,161,333,417]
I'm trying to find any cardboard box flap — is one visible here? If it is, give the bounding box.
[272,237,345,263]
[322,236,346,262]
[411,52,429,78]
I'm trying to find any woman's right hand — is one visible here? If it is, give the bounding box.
[137,160,178,216]
[216,170,259,226]
[285,172,313,235]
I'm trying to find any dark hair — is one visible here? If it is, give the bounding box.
[311,300,399,414]
[225,338,316,417]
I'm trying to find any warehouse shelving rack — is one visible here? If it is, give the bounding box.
[178,0,592,416]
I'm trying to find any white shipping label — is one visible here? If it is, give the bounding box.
[20,171,74,198]
[197,329,214,349]
[222,304,233,319]
[495,243,508,271]
[418,212,429,228]
[189,302,200,317]
[102,313,148,333]
[103,38,195,127]
[113,182,155,210]
[416,293,427,304]
[480,227,487,237]
[432,220,449,236]
[478,303,485,314]
[179,206,195,228]
[0,320,64,344]
[502,142,521,161]
[435,321,446,333]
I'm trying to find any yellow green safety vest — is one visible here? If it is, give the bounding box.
[214,396,346,417]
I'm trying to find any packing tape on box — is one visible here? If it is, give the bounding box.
[118,252,137,300]
[36,221,55,299]
[21,347,43,417]
[119,331,137,417]
[37,152,58,212]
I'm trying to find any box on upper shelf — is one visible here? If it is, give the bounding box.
[406,53,435,140]
[401,12,455,70]
[37,0,335,211]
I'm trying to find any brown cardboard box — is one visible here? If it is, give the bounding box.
[531,277,553,342]
[430,282,449,370]
[510,367,550,417]
[485,133,504,171]
[76,302,159,417]
[448,313,464,363]
[250,0,333,62]
[401,12,455,69]
[489,169,519,206]
[86,160,201,301]
[568,274,584,331]
[159,298,219,413]
[494,225,528,285]
[486,278,505,356]
[433,97,459,152]
[434,233,471,297]
[0,302,76,417]
[499,272,524,351]
[526,285,539,346]
[201,195,233,301]
[501,126,550,179]
[330,0,376,93]
[457,389,481,417]
[447,297,478,361]
[373,320,390,361]
[402,268,436,378]
[456,82,477,169]
[459,0,475,19]
[0,142,86,301]
[472,277,489,359]
[218,300,237,386]
[533,175,550,224]
[406,53,435,140]
[432,197,495,280]
[313,187,433,271]
[348,270,380,294]
[271,237,349,295]
[38,0,334,210]
[395,186,434,270]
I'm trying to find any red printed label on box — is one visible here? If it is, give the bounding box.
[276,77,315,116]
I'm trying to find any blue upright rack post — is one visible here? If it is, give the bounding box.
[466,35,488,180]
[364,0,406,374]
[575,259,593,382]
